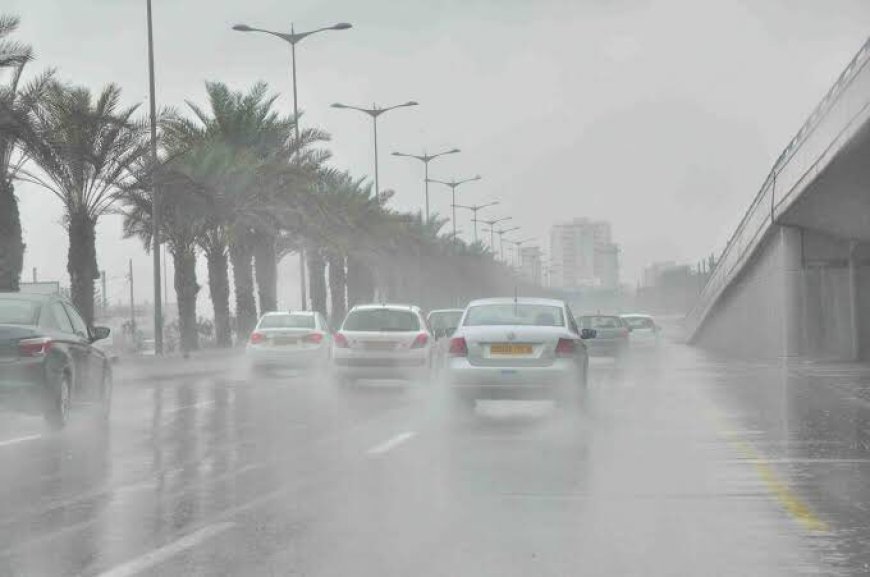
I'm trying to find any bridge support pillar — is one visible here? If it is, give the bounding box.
[849,241,861,361]
[781,226,803,359]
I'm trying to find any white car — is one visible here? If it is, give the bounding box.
[443,297,594,407]
[427,308,464,369]
[620,313,661,348]
[331,304,433,384]
[246,311,331,371]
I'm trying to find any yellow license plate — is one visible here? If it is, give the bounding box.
[490,343,533,355]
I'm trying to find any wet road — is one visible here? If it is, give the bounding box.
[1,344,869,576]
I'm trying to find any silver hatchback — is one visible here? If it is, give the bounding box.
[443,297,594,405]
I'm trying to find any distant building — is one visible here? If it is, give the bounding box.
[519,245,543,285]
[549,218,620,289]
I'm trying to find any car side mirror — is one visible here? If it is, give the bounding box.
[580,328,596,340]
[91,326,111,341]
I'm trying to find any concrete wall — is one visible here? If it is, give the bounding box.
[695,226,864,360]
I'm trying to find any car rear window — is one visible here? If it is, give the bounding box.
[623,317,654,329]
[464,304,565,327]
[343,309,420,332]
[258,314,315,329]
[579,316,624,329]
[428,311,462,332]
[0,299,39,326]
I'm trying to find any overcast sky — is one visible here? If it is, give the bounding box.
[8,0,870,308]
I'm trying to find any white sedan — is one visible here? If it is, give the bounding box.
[443,297,594,407]
[331,304,433,384]
[246,311,331,372]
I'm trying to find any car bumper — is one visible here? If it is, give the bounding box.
[332,352,429,380]
[246,345,327,368]
[444,357,581,398]
[585,340,628,356]
[0,361,50,413]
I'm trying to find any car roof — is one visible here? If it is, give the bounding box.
[466,297,566,307]
[428,308,463,315]
[350,303,423,313]
[0,292,54,302]
[579,313,622,318]
[261,310,315,316]
[620,313,654,319]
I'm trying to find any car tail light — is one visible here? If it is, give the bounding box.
[555,338,577,356]
[334,333,349,348]
[448,336,468,357]
[18,337,52,357]
[620,328,630,337]
[303,332,324,344]
[249,332,265,345]
[411,333,428,349]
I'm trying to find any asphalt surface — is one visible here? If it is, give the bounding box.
[1,344,870,576]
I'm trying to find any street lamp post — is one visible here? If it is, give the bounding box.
[453,201,498,244]
[426,176,482,241]
[505,237,535,268]
[146,0,162,355]
[331,101,419,200]
[475,216,511,251]
[232,20,352,311]
[392,148,460,223]
[490,225,520,261]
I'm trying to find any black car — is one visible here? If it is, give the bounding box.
[0,292,113,429]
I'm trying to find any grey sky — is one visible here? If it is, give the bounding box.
[8,0,870,308]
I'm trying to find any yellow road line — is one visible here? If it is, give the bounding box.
[712,412,828,533]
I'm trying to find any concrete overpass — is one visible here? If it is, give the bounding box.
[686,37,870,360]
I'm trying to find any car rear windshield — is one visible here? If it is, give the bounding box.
[0,299,39,326]
[428,311,462,331]
[579,316,625,329]
[623,317,654,329]
[259,314,315,329]
[464,304,565,327]
[343,309,420,332]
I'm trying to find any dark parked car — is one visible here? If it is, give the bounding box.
[0,292,113,429]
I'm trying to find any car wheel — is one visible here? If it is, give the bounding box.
[45,373,71,431]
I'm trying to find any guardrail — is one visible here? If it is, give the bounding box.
[686,36,870,340]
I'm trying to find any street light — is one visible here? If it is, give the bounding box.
[505,237,536,268]
[490,225,520,261]
[392,148,460,223]
[232,19,351,311]
[146,0,162,354]
[474,216,512,251]
[426,175,482,241]
[331,101,419,200]
[452,201,498,244]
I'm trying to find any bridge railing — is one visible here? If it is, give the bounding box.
[686,37,870,339]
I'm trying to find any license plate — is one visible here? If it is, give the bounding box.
[272,336,298,346]
[363,341,396,351]
[490,343,533,355]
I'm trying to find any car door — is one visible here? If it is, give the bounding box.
[61,302,98,399]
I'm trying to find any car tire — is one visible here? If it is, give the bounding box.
[45,373,71,431]
[99,367,113,422]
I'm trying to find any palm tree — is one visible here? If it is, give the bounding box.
[162,81,326,339]
[21,82,148,323]
[0,15,52,292]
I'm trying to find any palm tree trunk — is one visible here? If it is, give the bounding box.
[308,248,327,315]
[346,255,374,307]
[327,251,346,328]
[0,182,24,292]
[229,235,257,341]
[67,211,98,325]
[205,247,232,347]
[253,232,278,314]
[173,246,200,353]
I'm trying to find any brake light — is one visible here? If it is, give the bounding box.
[555,338,577,356]
[411,333,428,349]
[18,337,52,357]
[620,328,630,337]
[448,336,468,356]
[249,332,265,345]
[303,332,324,344]
[334,333,349,348]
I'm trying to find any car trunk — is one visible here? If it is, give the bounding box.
[462,326,566,367]
[0,325,38,363]
[256,327,322,349]
[342,331,420,353]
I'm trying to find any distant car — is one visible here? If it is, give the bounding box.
[427,308,464,369]
[246,311,331,372]
[577,314,630,358]
[0,292,113,429]
[621,314,660,348]
[331,304,433,384]
[444,297,593,409]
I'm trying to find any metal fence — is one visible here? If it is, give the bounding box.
[685,37,870,340]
